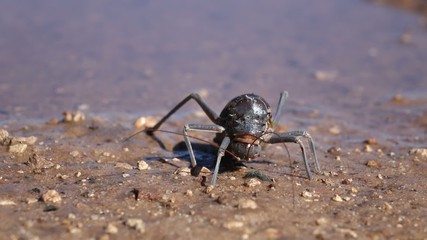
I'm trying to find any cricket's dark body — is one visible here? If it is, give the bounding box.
[144,91,320,185]
[213,94,273,160]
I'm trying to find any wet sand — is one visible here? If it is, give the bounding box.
[1,1,427,239]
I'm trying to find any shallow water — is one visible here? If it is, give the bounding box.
[0,1,426,239]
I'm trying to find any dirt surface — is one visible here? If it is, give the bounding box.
[1,1,427,240]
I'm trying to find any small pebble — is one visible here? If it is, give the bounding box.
[137,160,150,170]
[75,172,82,177]
[341,178,353,185]
[185,190,193,197]
[244,178,261,187]
[0,200,16,206]
[63,111,85,122]
[301,190,313,198]
[0,129,9,145]
[42,190,62,204]
[174,166,211,176]
[205,185,214,193]
[384,202,393,211]
[8,143,27,154]
[115,162,133,170]
[315,217,328,226]
[409,148,427,157]
[366,160,380,168]
[134,116,157,129]
[313,70,337,81]
[327,146,342,156]
[364,138,377,145]
[223,221,244,229]
[69,150,80,157]
[69,227,81,234]
[26,198,38,204]
[10,136,37,145]
[105,223,118,234]
[125,218,145,233]
[237,198,258,209]
[364,145,373,153]
[46,118,60,125]
[391,94,406,103]
[343,196,351,201]
[329,126,341,135]
[27,153,55,170]
[174,167,191,176]
[332,194,343,202]
[301,190,320,201]
[56,174,69,179]
[264,228,280,238]
[339,228,358,238]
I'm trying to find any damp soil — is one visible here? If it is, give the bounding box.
[1,102,426,240]
[1,1,427,240]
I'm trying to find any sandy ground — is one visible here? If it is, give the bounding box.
[0,1,427,239]
[0,103,426,239]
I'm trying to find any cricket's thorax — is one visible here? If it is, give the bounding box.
[215,94,273,159]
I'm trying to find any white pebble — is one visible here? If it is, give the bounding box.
[115,162,133,170]
[329,126,341,135]
[0,129,9,145]
[8,144,27,154]
[0,200,16,206]
[313,70,338,81]
[332,194,343,202]
[238,198,258,209]
[125,218,145,233]
[245,178,261,187]
[137,160,150,170]
[185,190,193,197]
[134,116,157,129]
[106,223,118,234]
[223,221,244,229]
[409,148,427,157]
[315,217,328,226]
[42,190,62,203]
[69,150,80,157]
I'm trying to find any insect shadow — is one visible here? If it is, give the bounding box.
[144,138,255,174]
